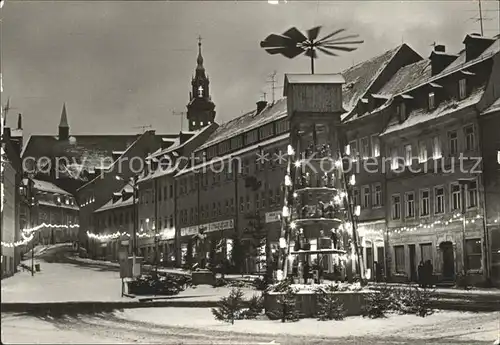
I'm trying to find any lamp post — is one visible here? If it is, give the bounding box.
[116,175,139,276]
[19,172,36,276]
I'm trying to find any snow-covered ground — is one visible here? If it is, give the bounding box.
[115,308,500,342]
[2,309,498,344]
[1,260,255,303]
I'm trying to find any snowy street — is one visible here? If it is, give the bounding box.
[2,308,499,344]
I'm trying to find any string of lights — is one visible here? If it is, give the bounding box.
[1,233,35,248]
[86,230,158,241]
[22,223,79,235]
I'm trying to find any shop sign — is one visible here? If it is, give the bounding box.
[180,219,234,237]
[265,211,281,223]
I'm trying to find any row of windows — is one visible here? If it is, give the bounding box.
[390,124,476,169]
[390,180,478,220]
[178,186,282,226]
[138,184,174,204]
[96,210,133,228]
[202,118,290,160]
[352,183,383,209]
[393,238,481,274]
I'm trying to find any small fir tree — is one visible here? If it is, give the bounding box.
[211,287,245,324]
[315,286,346,321]
[362,284,394,319]
[241,293,264,319]
[267,286,300,322]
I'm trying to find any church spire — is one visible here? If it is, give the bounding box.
[58,103,69,140]
[196,35,206,77]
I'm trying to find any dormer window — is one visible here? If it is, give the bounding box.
[397,102,407,121]
[192,121,196,127]
[428,92,435,110]
[200,121,204,126]
[459,79,467,100]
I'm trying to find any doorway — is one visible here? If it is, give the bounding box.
[377,246,385,280]
[409,244,417,282]
[440,242,455,280]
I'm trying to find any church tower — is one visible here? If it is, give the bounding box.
[186,36,216,131]
[59,103,69,140]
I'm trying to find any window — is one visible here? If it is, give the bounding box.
[420,189,430,216]
[467,180,478,208]
[372,183,382,207]
[200,205,205,219]
[391,147,399,170]
[276,119,290,134]
[459,78,467,100]
[218,201,222,215]
[371,135,380,157]
[259,124,274,140]
[275,186,281,204]
[225,200,229,214]
[418,141,428,163]
[169,216,173,228]
[218,141,230,155]
[448,131,458,155]
[405,192,415,218]
[464,125,475,151]
[432,136,442,159]
[397,102,407,121]
[240,197,244,212]
[360,137,370,160]
[394,245,405,273]
[255,193,260,209]
[404,144,412,166]
[269,189,274,207]
[348,140,358,160]
[246,195,250,211]
[169,184,173,198]
[465,239,482,270]
[261,191,267,208]
[362,185,370,208]
[420,243,433,263]
[245,130,258,145]
[451,183,461,211]
[434,187,445,214]
[213,202,217,217]
[391,194,401,220]
[231,136,243,150]
[428,92,435,110]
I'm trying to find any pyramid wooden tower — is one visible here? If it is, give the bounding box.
[276,74,364,282]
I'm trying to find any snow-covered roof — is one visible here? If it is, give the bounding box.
[149,127,209,159]
[177,133,290,177]
[284,73,345,86]
[94,184,135,213]
[377,59,432,97]
[482,97,500,116]
[381,87,485,136]
[27,179,73,195]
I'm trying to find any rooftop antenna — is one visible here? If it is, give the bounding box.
[172,110,186,132]
[479,0,484,36]
[267,71,277,104]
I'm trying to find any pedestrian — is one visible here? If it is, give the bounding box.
[425,260,433,287]
[418,261,425,288]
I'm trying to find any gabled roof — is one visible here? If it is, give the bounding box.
[149,126,211,159]
[341,45,405,113]
[28,178,73,195]
[376,59,432,97]
[94,185,135,213]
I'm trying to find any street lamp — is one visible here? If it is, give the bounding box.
[116,175,139,276]
[19,172,37,276]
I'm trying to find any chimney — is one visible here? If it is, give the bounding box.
[4,127,11,140]
[463,33,495,62]
[256,101,268,115]
[429,45,458,76]
[179,132,194,144]
[17,113,22,129]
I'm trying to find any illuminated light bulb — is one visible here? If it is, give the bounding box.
[284,175,292,186]
[340,191,346,199]
[354,205,361,217]
[290,221,296,229]
[294,160,301,168]
[349,175,356,185]
[293,192,298,198]
[287,145,295,156]
[345,145,351,156]
[335,160,342,168]
[282,205,290,217]
[476,214,481,219]
[333,195,341,204]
